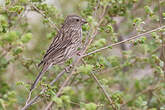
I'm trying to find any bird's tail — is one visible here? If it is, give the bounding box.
[30,63,49,91]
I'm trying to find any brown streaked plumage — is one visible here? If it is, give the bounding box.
[30,15,87,91]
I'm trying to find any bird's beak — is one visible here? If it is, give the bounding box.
[81,19,87,24]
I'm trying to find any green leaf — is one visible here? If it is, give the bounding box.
[144,6,153,16]
[155,66,164,74]
[139,36,147,44]
[5,0,11,5]
[87,16,93,23]
[106,24,114,33]
[0,99,5,110]
[77,64,94,74]
[93,38,106,47]
[16,81,25,86]
[134,96,147,107]
[3,31,19,43]
[46,33,53,39]
[18,0,28,4]
[21,33,32,43]
[112,91,124,104]
[62,86,74,95]
[82,23,90,31]
[100,79,109,85]
[84,103,97,110]
[151,32,160,39]
[8,5,24,13]
[61,95,70,103]
[52,96,63,107]
[0,15,8,25]
[163,13,165,17]
[87,16,97,26]
[159,60,164,68]
[12,47,23,55]
[148,108,157,110]
[133,18,144,25]
[108,56,120,67]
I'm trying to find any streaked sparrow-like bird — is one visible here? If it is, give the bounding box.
[30,15,87,91]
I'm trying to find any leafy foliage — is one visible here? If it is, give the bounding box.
[0,0,165,110]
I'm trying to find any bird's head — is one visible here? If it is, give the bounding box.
[64,15,87,27]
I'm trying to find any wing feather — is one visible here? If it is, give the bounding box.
[38,30,73,66]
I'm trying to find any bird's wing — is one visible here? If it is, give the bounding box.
[38,31,73,66]
[43,29,75,58]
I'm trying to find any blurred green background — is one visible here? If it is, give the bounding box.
[0,0,165,110]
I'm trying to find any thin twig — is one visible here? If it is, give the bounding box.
[21,69,66,110]
[93,0,100,18]
[25,91,32,106]
[29,2,59,32]
[83,25,165,57]
[121,81,161,107]
[78,58,116,109]
[90,72,117,110]
[0,45,12,58]
[0,51,8,58]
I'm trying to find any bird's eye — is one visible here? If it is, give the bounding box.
[76,19,79,22]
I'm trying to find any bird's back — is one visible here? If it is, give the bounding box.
[39,24,82,67]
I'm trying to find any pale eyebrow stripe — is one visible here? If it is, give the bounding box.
[72,17,80,19]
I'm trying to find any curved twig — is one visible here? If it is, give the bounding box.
[83,25,165,57]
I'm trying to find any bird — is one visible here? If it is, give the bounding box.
[30,15,87,91]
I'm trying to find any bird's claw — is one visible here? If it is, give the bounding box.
[77,51,82,56]
[65,65,73,73]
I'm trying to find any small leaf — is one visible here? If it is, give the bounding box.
[46,33,53,39]
[93,38,106,47]
[9,5,24,13]
[21,33,32,43]
[77,64,94,74]
[87,16,93,23]
[151,32,160,39]
[106,24,114,33]
[159,61,164,68]
[144,6,153,16]
[84,103,97,110]
[163,13,165,17]
[0,99,5,110]
[3,31,19,43]
[16,81,25,86]
[52,96,63,107]
[62,86,74,95]
[82,23,89,31]
[12,47,23,55]
[61,95,70,103]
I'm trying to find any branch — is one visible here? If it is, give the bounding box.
[0,51,8,58]
[44,4,108,109]
[21,69,66,110]
[29,2,59,32]
[90,72,117,110]
[121,81,161,107]
[83,25,165,57]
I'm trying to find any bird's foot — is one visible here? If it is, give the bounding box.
[65,65,73,73]
[76,51,82,56]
